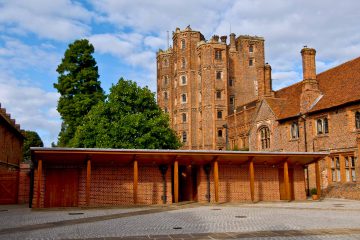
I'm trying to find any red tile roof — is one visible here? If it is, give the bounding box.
[269,56,360,120]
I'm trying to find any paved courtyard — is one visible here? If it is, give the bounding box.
[1,199,360,239]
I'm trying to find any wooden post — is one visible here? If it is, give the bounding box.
[315,160,321,197]
[284,161,290,201]
[249,160,255,202]
[36,159,42,208]
[86,159,91,206]
[213,160,219,203]
[133,160,138,204]
[174,160,178,203]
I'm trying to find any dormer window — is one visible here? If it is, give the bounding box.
[259,126,270,150]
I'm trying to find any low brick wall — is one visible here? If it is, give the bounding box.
[18,163,30,204]
[323,183,360,200]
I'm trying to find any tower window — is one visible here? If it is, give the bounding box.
[355,111,360,129]
[181,75,187,85]
[181,58,186,69]
[163,58,169,67]
[164,91,168,100]
[259,126,270,150]
[291,122,299,139]
[182,113,187,123]
[215,50,222,60]
[249,58,254,66]
[218,129,223,137]
[216,71,222,80]
[181,39,186,50]
[229,96,235,105]
[217,110,222,119]
[216,90,221,99]
[181,94,187,103]
[229,78,233,86]
[163,75,168,85]
[182,131,187,143]
[249,45,254,53]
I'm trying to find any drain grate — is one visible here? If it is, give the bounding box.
[68,212,84,215]
[173,227,183,230]
[0,209,8,212]
[235,215,247,218]
[211,208,221,211]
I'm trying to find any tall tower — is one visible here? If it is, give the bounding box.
[157,27,268,150]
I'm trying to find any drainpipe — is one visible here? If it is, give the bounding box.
[301,114,310,196]
[203,164,211,202]
[159,165,168,204]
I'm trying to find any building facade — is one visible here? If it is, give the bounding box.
[157,27,360,197]
[0,103,25,204]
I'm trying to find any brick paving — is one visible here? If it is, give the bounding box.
[1,199,360,239]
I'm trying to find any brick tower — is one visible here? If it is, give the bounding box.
[157,26,268,150]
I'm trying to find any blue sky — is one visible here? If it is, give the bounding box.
[0,0,360,146]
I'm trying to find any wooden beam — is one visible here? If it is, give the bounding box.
[284,160,290,201]
[37,159,42,208]
[315,160,321,197]
[86,159,91,206]
[174,160,179,203]
[133,160,138,204]
[213,159,219,203]
[249,160,255,202]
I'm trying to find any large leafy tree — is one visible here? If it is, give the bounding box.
[70,78,181,149]
[54,39,105,146]
[23,130,43,162]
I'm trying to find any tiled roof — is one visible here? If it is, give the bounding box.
[269,56,360,120]
[0,103,24,137]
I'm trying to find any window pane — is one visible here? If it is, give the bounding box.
[337,169,341,182]
[346,169,350,182]
[332,169,336,182]
[331,159,334,168]
[324,118,329,133]
[317,119,323,134]
[352,168,356,181]
[356,111,360,129]
[345,157,349,167]
[336,158,340,168]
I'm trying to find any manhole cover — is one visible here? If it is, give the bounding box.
[0,209,8,212]
[68,212,84,215]
[211,208,221,211]
[235,216,247,218]
[173,227,183,230]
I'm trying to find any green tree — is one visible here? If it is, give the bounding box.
[54,39,105,146]
[23,130,44,162]
[70,78,181,149]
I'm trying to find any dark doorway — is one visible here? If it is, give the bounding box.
[45,168,79,207]
[175,165,198,202]
[278,168,295,200]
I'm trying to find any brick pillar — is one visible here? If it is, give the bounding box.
[357,134,360,184]
[18,163,30,204]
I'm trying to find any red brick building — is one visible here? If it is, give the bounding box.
[157,26,360,198]
[30,148,325,208]
[0,103,25,204]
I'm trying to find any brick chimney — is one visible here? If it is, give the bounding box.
[300,46,321,113]
[220,35,227,44]
[229,33,236,52]
[264,63,273,97]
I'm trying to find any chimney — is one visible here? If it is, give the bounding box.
[220,35,227,43]
[229,33,236,52]
[212,35,219,42]
[300,46,321,113]
[264,63,273,96]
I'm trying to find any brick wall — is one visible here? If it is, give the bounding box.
[31,167,45,208]
[17,163,30,204]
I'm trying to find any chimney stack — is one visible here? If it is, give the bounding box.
[229,33,236,52]
[264,63,273,96]
[220,35,227,43]
[301,47,317,82]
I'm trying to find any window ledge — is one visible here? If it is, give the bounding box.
[289,138,300,142]
[315,134,329,139]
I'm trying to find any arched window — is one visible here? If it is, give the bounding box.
[181,94,187,103]
[181,58,186,69]
[218,129,223,137]
[356,111,360,129]
[181,39,185,49]
[217,110,222,119]
[259,126,270,150]
[216,71,222,80]
[181,75,186,85]
[163,75,168,85]
[163,58,168,67]
[324,118,329,133]
[216,90,221,99]
[291,122,299,139]
[182,113,187,123]
[182,131,187,143]
[164,91,168,100]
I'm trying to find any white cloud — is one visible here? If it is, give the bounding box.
[0,0,93,41]
[0,72,60,147]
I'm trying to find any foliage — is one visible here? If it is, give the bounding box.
[70,78,181,149]
[23,130,44,162]
[310,188,317,195]
[54,39,105,146]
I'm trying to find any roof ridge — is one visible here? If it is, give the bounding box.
[316,56,360,77]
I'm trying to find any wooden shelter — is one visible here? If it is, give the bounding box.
[31,148,327,208]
